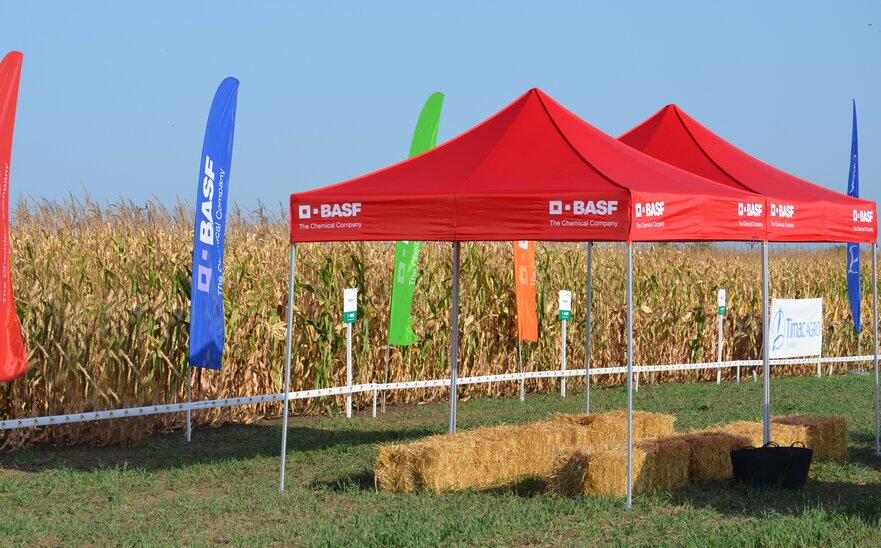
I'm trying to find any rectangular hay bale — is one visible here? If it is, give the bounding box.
[548,437,690,498]
[674,431,751,482]
[771,415,848,460]
[375,421,582,493]
[376,411,677,493]
[716,421,810,449]
[552,410,676,445]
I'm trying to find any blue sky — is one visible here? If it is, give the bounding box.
[2,1,880,212]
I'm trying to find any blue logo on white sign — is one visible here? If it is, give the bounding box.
[768,298,823,359]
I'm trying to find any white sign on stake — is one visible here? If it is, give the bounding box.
[769,298,823,359]
[558,290,572,321]
[343,288,358,323]
[717,288,726,315]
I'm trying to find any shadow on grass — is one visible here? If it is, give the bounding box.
[311,470,377,492]
[669,478,881,526]
[847,432,881,471]
[313,471,551,496]
[0,422,434,474]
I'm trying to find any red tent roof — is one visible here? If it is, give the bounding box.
[619,105,877,243]
[290,89,766,243]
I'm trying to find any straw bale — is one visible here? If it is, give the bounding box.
[552,410,676,445]
[375,421,587,493]
[375,443,426,493]
[376,411,677,493]
[548,438,689,498]
[674,431,751,482]
[771,415,848,460]
[716,421,809,449]
[636,437,691,491]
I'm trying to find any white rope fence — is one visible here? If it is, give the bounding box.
[1,354,874,431]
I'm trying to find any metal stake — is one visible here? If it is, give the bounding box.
[561,318,567,398]
[346,322,353,418]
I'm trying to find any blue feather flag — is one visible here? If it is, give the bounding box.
[189,77,239,369]
[846,100,861,335]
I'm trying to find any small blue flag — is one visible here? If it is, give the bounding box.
[846,100,861,335]
[189,77,239,369]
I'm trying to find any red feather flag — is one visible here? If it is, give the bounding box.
[0,51,26,383]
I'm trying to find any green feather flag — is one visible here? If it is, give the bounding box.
[387,92,444,345]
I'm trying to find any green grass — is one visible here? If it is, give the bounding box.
[1,374,880,546]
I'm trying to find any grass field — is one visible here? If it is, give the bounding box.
[2,375,880,546]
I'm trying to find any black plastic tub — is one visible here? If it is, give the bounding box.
[730,442,813,489]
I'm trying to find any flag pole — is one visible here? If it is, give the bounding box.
[382,343,390,413]
[449,241,460,434]
[185,365,192,442]
[585,242,593,414]
[279,243,296,492]
[518,340,525,401]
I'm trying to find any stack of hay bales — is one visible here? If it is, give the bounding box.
[549,437,690,497]
[377,412,848,497]
[548,414,849,498]
[375,411,675,493]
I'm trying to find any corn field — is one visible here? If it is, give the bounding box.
[0,195,875,449]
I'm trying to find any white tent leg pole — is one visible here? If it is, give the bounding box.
[372,387,377,418]
[449,241,460,434]
[279,243,296,492]
[585,242,593,414]
[625,242,633,510]
[762,241,771,445]
[382,344,390,414]
[186,365,192,442]
[561,319,567,397]
[518,340,525,402]
[873,243,880,456]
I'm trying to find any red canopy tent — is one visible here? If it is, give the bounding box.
[282,89,769,505]
[619,104,877,243]
[620,104,880,457]
[290,90,766,243]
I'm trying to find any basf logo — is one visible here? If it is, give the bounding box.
[296,202,363,231]
[737,202,763,228]
[634,201,664,218]
[737,202,763,217]
[633,201,666,229]
[547,199,620,229]
[548,200,618,216]
[769,203,795,229]
[769,203,794,218]
[852,209,875,234]
[298,202,362,219]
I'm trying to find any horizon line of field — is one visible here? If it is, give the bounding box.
[1,355,874,431]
